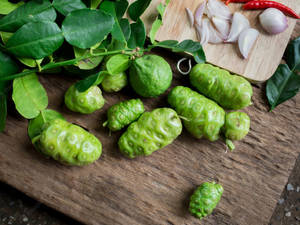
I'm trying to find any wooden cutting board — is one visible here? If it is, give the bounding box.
[135,0,300,82]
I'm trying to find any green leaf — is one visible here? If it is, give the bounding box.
[128,0,151,21]
[114,0,129,19]
[149,19,162,44]
[62,8,114,49]
[6,21,64,59]
[0,0,56,32]
[153,39,206,63]
[0,50,19,92]
[28,109,65,140]
[91,0,103,9]
[106,54,130,75]
[0,94,7,132]
[75,71,107,92]
[74,46,104,70]
[12,72,48,119]
[0,31,12,44]
[284,36,300,72]
[0,0,24,15]
[100,1,126,43]
[266,64,300,110]
[119,19,131,41]
[128,19,146,49]
[0,31,42,67]
[52,0,87,16]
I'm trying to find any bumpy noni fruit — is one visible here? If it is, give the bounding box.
[64,84,105,114]
[104,99,145,131]
[101,72,127,92]
[222,111,250,150]
[190,63,253,110]
[118,108,182,158]
[33,119,102,166]
[189,182,223,219]
[129,54,172,97]
[168,86,225,141]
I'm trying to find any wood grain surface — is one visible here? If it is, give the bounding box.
[136,0,300,82]
[0,15,300,225]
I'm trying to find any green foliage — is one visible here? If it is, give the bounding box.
[0,0,24,15]
[266,37,300,110]
[119,19,131,42]
[106,54,130,75]
[128,19,146,49]
[100,1,127,44]
[0,0,56,32]
[28,109,65,140]
[75,71,108,92]
[118,108,182,158]
[62,8,114,49]
[190,63,253,109]
[149,0,170,44]
[12,72,48,119]
[104,98,144,131]
[33,119,102,166]
[128,0,151,21]
[168,86,225,141]
[52,0,87,16]
[154,40,206,64]
[189,182,223,219]
[73,47,104,70]
[6,21,64,59]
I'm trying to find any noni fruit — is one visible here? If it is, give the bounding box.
[33,119,102,166]
[104,99,145,131]
[129,54,172,97]
[189,182,223,219]
[222,111,250,150]
[64,84,105,114]
[118,108,182,158]
[101,72,128,93]
[168,86,225,141]
[190,63,253,110]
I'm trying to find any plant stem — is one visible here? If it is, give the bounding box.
[0,49,135,81]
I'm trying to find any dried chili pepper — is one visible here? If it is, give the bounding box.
[243,1,300,19]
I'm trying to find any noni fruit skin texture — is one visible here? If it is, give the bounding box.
[189,182,223,219]
[168,86,225,141]
[223,111,250,141]
[129,54,172,97]
[101,72,127,93]
[34,119,102,166]
[105,99,145,131]
[64,84,105,114]
[118,108,182,158]
[190,63,253,110]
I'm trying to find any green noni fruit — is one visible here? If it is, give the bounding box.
[168,86,225,141]
[222,111,250,150]
[118,108,182,158]
[129,54,172,97]
[104,99,145,131]
[33,119,102,166]
[189,182,223,219]
[64,84,105,114]
[190,63,253,110]
[101,72,127,93]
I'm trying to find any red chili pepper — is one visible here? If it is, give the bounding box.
[224,0,252,6]
[243,1,300,19]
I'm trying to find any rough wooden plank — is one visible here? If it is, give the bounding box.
[1,44,300,225]
[135,0,299,82]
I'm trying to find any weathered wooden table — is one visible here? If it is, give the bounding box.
[0,22,299,225]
